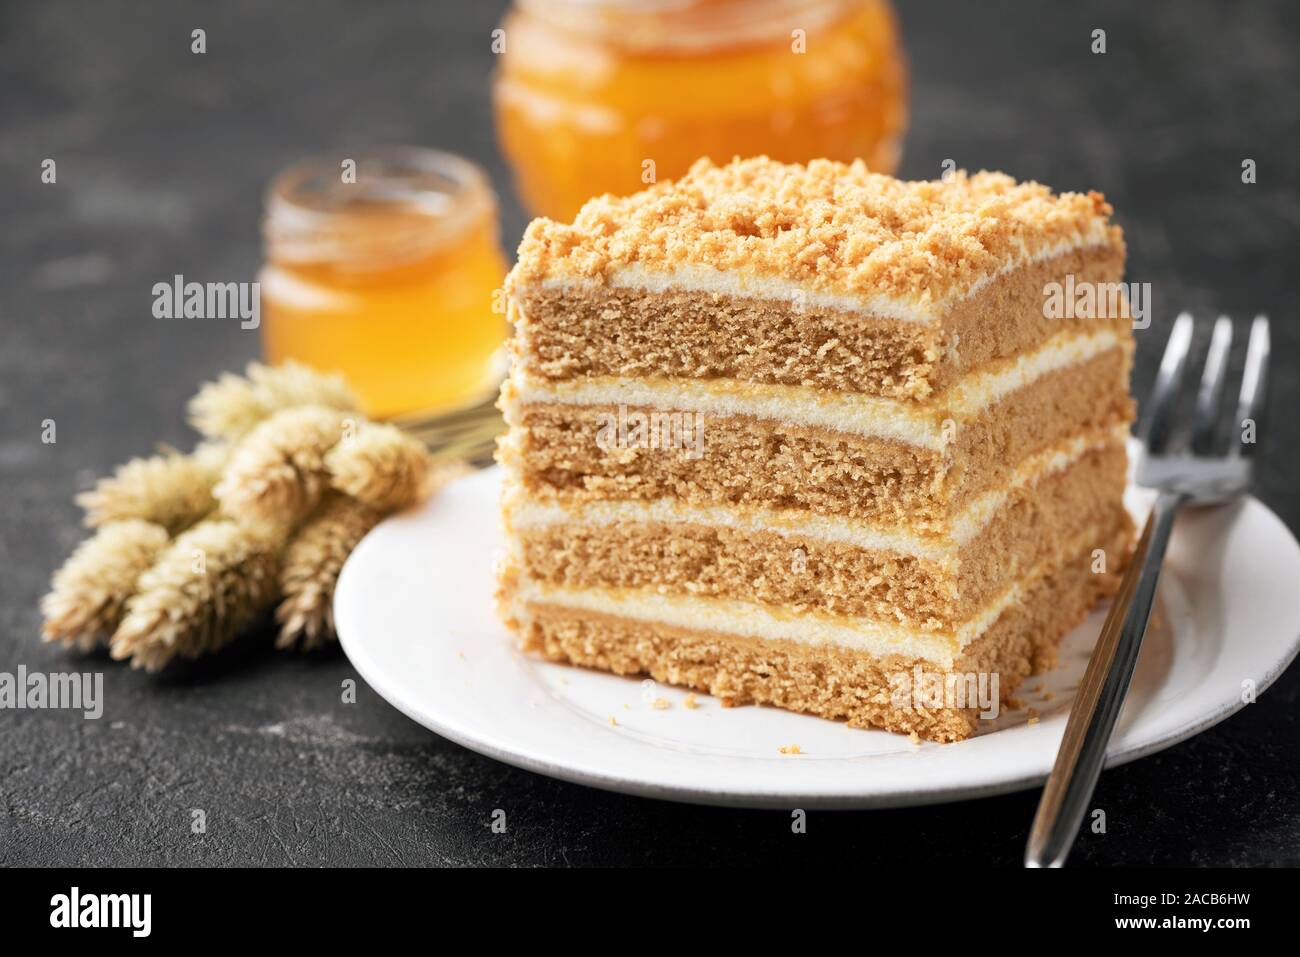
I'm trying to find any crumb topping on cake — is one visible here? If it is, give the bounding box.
[510,156,1123,310]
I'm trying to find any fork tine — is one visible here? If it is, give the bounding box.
[1231,315,1270,457]
[1190,315,1233,455]
[1141,312,1195,454]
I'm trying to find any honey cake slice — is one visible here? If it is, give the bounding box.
[495,156,1134,742]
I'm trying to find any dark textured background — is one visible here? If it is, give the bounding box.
[2,0,1298,866]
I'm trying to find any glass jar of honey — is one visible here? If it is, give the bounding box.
[259,147,508,422]
[493,0,908,221]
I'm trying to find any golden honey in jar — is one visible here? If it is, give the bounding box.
[259,148,508,420]
[493,0,908,221]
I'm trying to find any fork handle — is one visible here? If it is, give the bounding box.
[1024,490,1185,868]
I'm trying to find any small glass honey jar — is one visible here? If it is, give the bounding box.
[493,0,908,221]
[259,147,509,422]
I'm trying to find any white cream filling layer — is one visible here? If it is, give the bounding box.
[504,424,1129,560]
[515,579,965,664]
[510,328,1128,450]
[534,231,1115,325]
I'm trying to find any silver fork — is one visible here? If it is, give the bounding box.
[1024,312,1271,868]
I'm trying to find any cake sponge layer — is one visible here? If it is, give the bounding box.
[500,348,1132,532]
[512,528,1128,742]
[512,244,1126,401]
[508,439,1128,630]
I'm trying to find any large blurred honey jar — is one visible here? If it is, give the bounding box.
[493,0,908,221]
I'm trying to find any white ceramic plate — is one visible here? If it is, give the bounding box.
[336,465,1300,809]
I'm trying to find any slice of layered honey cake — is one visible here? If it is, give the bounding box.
[495,156,1134,742]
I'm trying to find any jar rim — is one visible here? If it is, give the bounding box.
[515,0,851,51]
[263,146,497,269]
